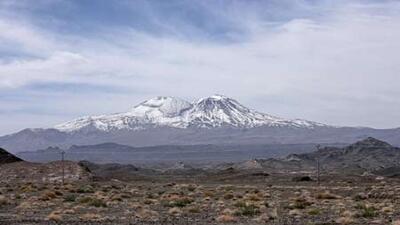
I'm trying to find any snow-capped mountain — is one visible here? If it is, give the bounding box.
[2,95,400,153]
[55,95,326,132]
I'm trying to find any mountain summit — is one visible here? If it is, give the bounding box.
[55,95,327,132]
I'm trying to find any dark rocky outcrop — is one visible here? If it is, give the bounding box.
[221,137,400,176]
[0,147,22,164]
[282,137,400,174]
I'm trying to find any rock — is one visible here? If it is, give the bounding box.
[292,176,313,182]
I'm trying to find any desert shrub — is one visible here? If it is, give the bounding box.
[353,193,368,201]
[316,191,338,200]
[168,197,193,207]
[120,193,131,199]
[15,194,21,199]
[63,194,77,202]
[293,201,308,209]
[79,196,93,204]
[21,185,36,193]
[234,203,260,217]
[223,185,234,191]
[88,198,107,207]
[355,203,376,218]
[204,190,214,197]
[236,194,243,199]
[223,193,234,200]
[143,199,153,205]
[146,193,155,199]
[111,184,121,190]
[77,185,94,193]
[234,201,247,208]
[292,176,313,182]
[135,209,159,221]
[308,208,321,215]
[290,197,313,209]
[47,211,62,221]
[80,213,102,221]
[336,216,354,224]
[40,191,57,201]
[111,194,123,202]
[216,214,237,223]
[187,206,200,213]
[0,196,9,206]
[187,185,196,192]
[247,194,261,201]
[168,207,183,216]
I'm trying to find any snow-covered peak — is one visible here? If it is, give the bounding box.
[131,96,192,117]
[55,95,329,132]
[187,95,258,127]
[197,94,228,101]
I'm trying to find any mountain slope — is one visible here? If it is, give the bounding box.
[54,95,327,132]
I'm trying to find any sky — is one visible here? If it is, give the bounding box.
[0,0,400,135]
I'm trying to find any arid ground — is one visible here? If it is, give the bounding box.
[1,168,400,225]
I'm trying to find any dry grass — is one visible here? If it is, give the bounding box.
[80,213,102,221]
[233,202,260,217]
[216,214,237,223]
[186,206,200,213]
[47,210,62,221]
[316,191,340,200]
[336,216,354,224]
[168,207,183,216]
[288,209,302,217]
[40,191,57,201]
[135,208,159,221]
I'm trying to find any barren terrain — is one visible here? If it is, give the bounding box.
[1,168,400,225]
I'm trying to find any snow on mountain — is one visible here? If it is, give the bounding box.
[186,95,294,128]
[55,95,327,132]
[131,96,192,118]
[55,96,191,132]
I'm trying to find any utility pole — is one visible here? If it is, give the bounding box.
[61,151,65,186]
[316,145,321,186]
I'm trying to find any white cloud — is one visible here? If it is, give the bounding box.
[0,1,400,134]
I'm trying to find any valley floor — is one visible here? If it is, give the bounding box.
[0,173,400,225]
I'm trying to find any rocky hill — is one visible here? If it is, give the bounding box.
[226,137,400,175]
[0,147,22,164]
[284,137,400,173]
